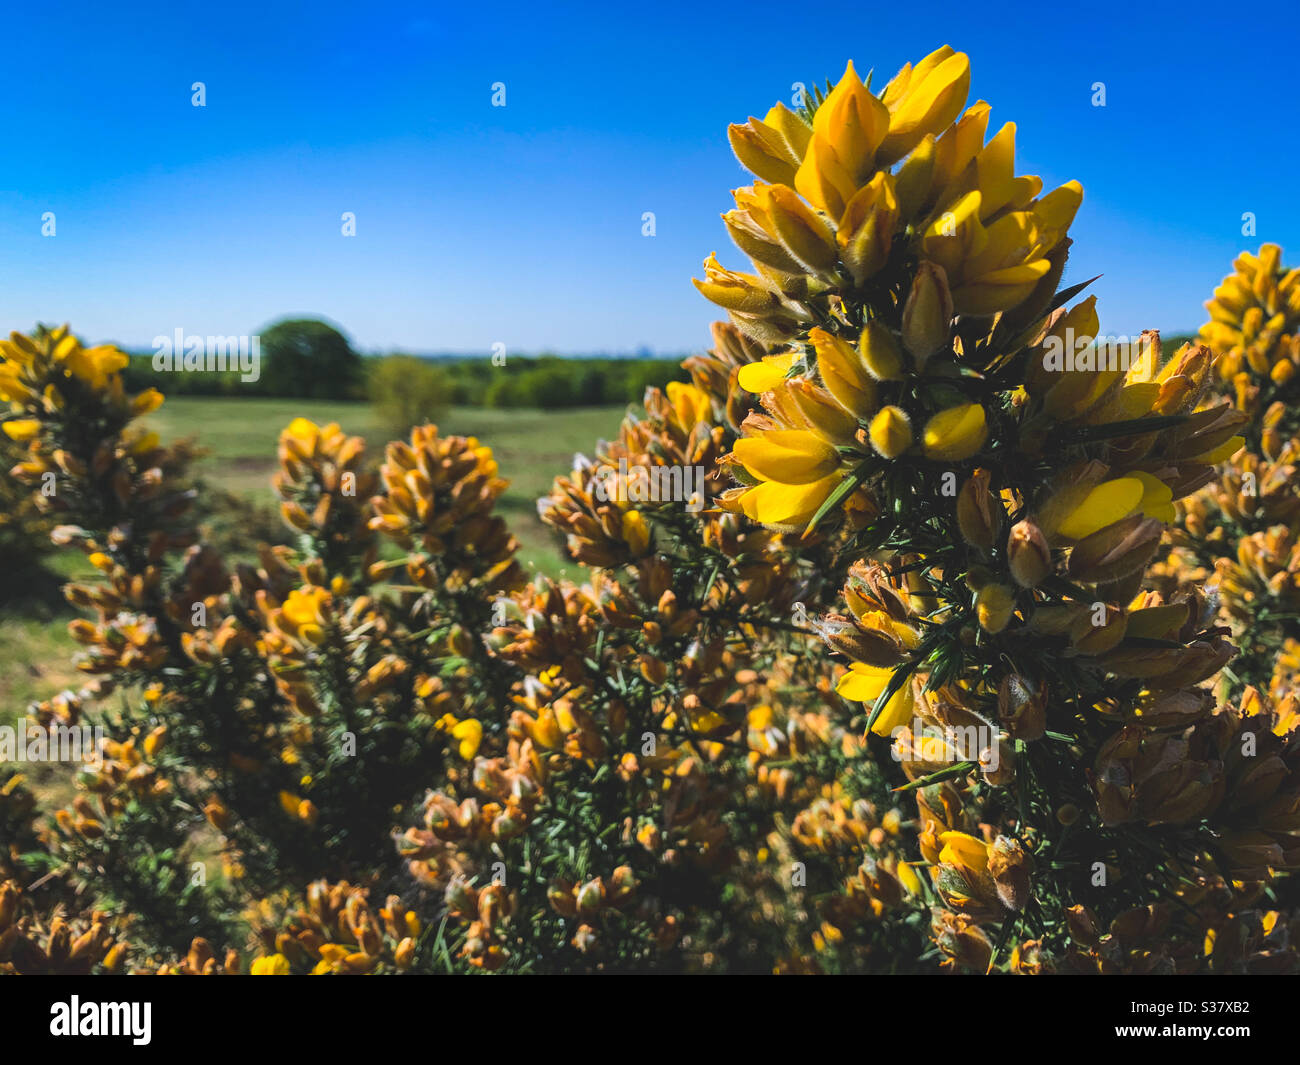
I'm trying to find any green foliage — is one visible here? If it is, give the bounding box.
[120,319,363,400]
[443,355,687,409]
[259,320,362,400]
[123,341,686,410]
[367,354,450,437]
[0,437,54,588]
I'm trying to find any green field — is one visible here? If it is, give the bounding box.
[1,398,625,741]
[144,397,624,572]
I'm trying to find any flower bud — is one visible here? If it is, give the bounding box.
[956,469,998,552]
[922,402,986,461]
[988,835,1034,911]
[1007,519,1051,588]
[858,321,904,381]
[765,183,839,277]
[902,261,953,370]
[1066,515,1163,585]
[394,936,416,968]
[811,327,876,417]
[998,673,1046,741]
[815,614,907,667]
[974,582,1015,634]
[576,877,606,916]
[727,119,799,186]
[868,405,913,459]
[1069,603,1127,655]
[838,172,899,285]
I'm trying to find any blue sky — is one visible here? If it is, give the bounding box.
[1,1,1296,355]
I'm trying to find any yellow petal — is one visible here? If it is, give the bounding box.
[737,473,841,528]
[879,49,971,163]
[794,135,855,220]
[868,406,913,459]
[859,321,905,382]
[451,718,483,760]
[938,830,990,874]
[2,418,41,441]
[811,60,890,183]
[250,953,292,975]
[1188,435,1244,465]
[952,260,1052,315]
[838,664,915,736]
[922,403,986,461]
[811,327,874,416]
[1056,478,1143,540]
[1129,471,1174,520]
[733,429,839,484]
[737,352,796,394]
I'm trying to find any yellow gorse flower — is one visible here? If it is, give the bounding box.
[704,48,1102,542]
[735,471,843,530]
[837,662,914,736]
[700,47,1081,339]
[922,403,986,461]
[276,586,331,646]
[737,351,798,393]
[250,953,292,975]
[665,381,712,432]
[867,405,913,459]
[0,326,135,413]
[1201,243,1300,383]
[451,718,483,761]
[731,429,844,529]
[734,429,839,484]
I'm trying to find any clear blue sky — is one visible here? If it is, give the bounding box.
[1,2,1296,355]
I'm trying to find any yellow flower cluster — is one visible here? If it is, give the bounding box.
[275,416,377,558]
[1201,243,1300,389]
[155,880,417,975]
[0,879,128,974]
[704,48,1080,336]
[368,424,523,594]
[687,47,1300,973]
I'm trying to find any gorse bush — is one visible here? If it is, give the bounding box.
[1172,243,1300,922]
[2,46,1300,975]
[1,326,530,959]
[692,47,1299,971]
[1164,246,1300,698]
[0,322,913,972]
[0,433,54,586]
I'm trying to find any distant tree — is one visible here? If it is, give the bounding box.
[259,319,361,399]
[368,355,449,436]
[576,366,606,406]
[524,366,577,409]
[484,375,522,408]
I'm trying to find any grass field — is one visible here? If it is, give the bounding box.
[1,398,626,742]
[144,397,625,572]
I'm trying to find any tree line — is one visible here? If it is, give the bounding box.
[120,319,687,408]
